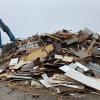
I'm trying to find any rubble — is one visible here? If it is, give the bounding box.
[0,28,100,97]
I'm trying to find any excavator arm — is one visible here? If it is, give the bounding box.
[0,19,16,48]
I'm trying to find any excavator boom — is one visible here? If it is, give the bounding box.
[0,19,16,48]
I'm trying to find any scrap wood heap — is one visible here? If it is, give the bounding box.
[0,28,100,94]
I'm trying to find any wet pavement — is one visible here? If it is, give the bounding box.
[0,85,56,100]
[0,84,100,100]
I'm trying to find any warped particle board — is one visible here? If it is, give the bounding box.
[20,44,54,61]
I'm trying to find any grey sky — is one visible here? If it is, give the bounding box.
[0,0,100,43]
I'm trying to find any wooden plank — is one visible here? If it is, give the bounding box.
[7,75,33,80]
[55,55,73,62]
[86,40,96,54]
[12,61,30,70]
[45,34,62,41]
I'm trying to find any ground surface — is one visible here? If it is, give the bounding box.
[0,81,100,100]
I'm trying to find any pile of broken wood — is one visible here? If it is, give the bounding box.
[0,28,100,94]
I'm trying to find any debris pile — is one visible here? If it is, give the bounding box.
[0,28,100,95]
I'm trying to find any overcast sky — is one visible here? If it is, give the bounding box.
[0,0,100,43]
